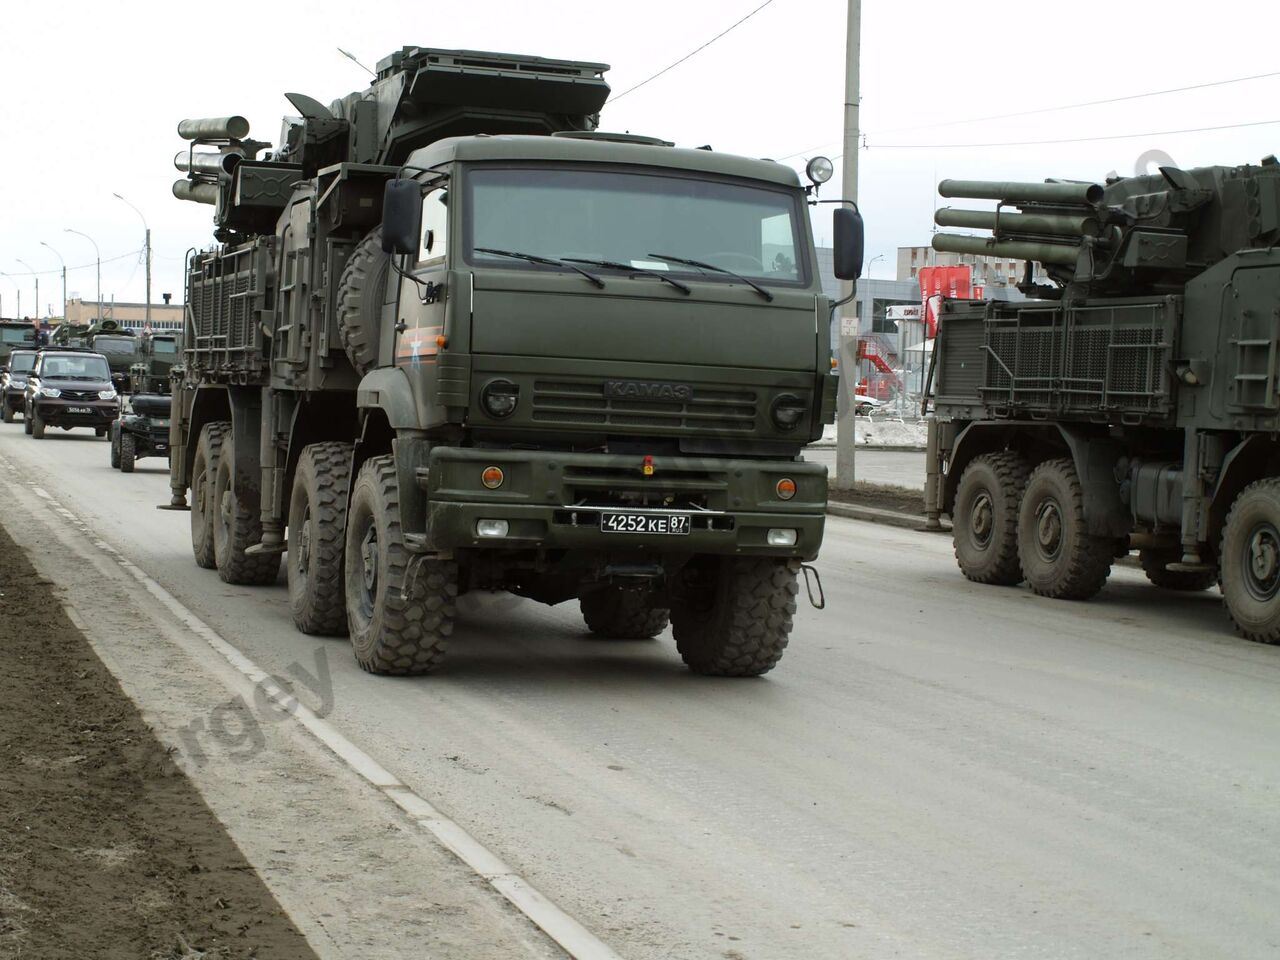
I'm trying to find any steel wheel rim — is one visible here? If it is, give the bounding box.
[358,522,379,617]
[1034,498,1064,562]
[970,491,995,549]
[1243,521,1280,602]
[296,503,313,580]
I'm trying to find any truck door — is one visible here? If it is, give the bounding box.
[393,186,451,427]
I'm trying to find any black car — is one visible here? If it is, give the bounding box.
[1,348,37,422]
[23,349,120,439]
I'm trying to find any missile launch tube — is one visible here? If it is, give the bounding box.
[173,151,243,176]
[934,208,1101,238]
[931,233,1081,266]
[177,116,250,140]
[938,179,1104,206]
[172,180,219,205]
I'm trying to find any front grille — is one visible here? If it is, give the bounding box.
[60,389,102,402]
[531,380,758,433]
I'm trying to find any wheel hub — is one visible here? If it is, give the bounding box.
[970,492,994,548]
[1035,500,1063,561]
[296,506,312,577]
[360,526,379,597]
[1244,522,1280,601]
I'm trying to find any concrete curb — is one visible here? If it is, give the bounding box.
[810,443,927,453]
[827,501,950,534]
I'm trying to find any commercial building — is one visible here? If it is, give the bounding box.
[64,298,183,332]
[896,244,1049,291]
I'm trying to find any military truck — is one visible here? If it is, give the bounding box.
[130,331,182,394]
[51,319,140,393]
[0,320,36,369]
[167,46,862,676]
[924,157,1280,642]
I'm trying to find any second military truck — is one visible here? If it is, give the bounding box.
[167,46,862,676]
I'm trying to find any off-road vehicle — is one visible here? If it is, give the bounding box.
[23,349,120,439]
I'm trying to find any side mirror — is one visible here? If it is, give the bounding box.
[832,205,865,281]
[382,179,423,255]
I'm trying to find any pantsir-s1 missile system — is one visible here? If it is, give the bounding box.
[925,157,1280,641]
[167,46,862,676]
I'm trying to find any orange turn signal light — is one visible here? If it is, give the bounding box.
[482,466,505,489]
[776,478,797,501]
[436,335,448,349]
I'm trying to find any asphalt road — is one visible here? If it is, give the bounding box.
[3,420,1279,960]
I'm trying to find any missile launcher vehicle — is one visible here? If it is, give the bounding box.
[166,46,863,676]
[924,157,1280,641]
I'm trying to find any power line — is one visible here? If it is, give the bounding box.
[608,0,778,103]
[9,249,143,278]
[775,67,1280,162]
[869,118,1280,150]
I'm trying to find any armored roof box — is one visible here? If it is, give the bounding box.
[130,394,172,417]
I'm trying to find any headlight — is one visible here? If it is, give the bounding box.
[770,393,807,431]
[480,379,520,419]
[39,387,61,398]
[806,156,834,185]
[98,389,117,400]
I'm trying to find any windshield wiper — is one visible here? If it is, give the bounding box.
[647,252,774,302]
[562,258,691,295]
[474,247,605,289]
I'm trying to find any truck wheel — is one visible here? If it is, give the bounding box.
[190,422,228,569]
[580,586,670,639]
[670,557,798,677]
[952,451,1030,585]
[1140,549,1217,592]
[1221,479,1280,643]
[110,424,121,469]
[23,409,32,434]
[213,438,280,586]
[345,455,456,675]
[30,407,45,439]
[335,227,387,376]
[1,403,12,424]
[288,441,354,636]
[119,432,136,473]
[1017,457,1113,600]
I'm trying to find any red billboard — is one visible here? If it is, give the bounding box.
[919,265,980,338]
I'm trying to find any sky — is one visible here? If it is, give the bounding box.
[1,0,1278,317]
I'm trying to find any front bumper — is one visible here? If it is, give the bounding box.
[31,398,120,426]
[418,446,828,560]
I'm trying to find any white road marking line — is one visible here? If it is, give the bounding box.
[22,482,626,960]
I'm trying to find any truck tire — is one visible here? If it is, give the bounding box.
[335,227,388,376]
[952,451,1030,586]
[119,432,136,473]
[1,402,12,424]
[30,406,45,439]
[23,409,32,434]
[190,422,228,569]
[1220,478,1280,643]
[580,587,670,639]
[345,455,456,674]
[1140,549,1217,592]
[110,423,121,469]
[671,557,798,677]
[212,436,280,586]
[1016,457,1112,600]
[288,441,354,636]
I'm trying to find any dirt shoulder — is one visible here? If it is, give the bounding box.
[0,521,319,960]
[828,480,926,517]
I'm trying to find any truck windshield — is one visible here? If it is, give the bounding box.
[1,327,32,344]
[465,167,806,285]
[94,338,139,357]
[153,338,179,354]
[40,355,111,380]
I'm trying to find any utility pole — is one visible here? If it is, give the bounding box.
[65,229,101,321]
[39,242,66,321]
[16,259,38,322]
[114,193,152,327]
[833,0,861,490]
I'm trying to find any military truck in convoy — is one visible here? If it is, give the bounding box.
[130,331,182,394]
[167,46,862,676]
[0,321,36,369]
[51,320,141,393]
[924,158,1280,642]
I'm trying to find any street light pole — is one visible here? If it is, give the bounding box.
[15,259,38,322]
[65,229,101,322]
[113,193,151,328]
[39,241,66,321]
[834,0,861,490]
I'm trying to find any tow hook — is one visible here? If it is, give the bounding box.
[801,563,825,610]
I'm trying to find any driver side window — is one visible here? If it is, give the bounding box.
[418,189,449,264]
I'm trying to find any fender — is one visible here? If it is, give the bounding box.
[356,365,418,429]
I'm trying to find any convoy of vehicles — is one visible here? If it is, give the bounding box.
[925,157,1280,642]
[163,46,860,676]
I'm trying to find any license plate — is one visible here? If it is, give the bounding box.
[66,406,92,415]
[600,512,691,535]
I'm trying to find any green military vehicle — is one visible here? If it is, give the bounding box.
[924,157,1280,642]
[130,331,182,394]
[0,321,36,369]
[52,319,140,393]
[167,46,862,676]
